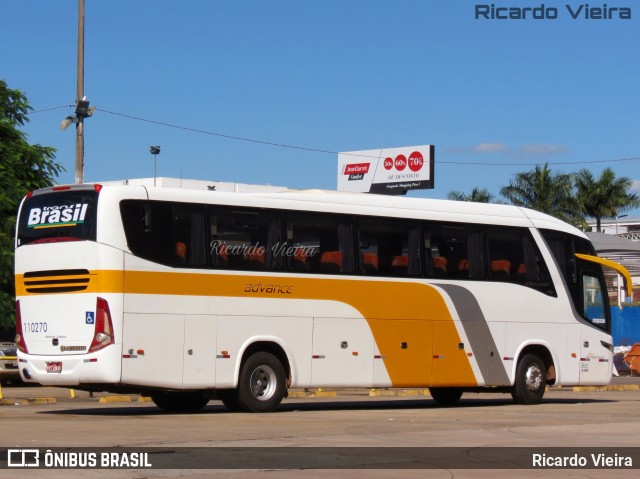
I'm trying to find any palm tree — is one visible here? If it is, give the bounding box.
[447,187,494,203]
[500,163,581,225]
[575,168,640,232]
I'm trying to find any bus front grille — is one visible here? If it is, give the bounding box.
[23,269,91,294]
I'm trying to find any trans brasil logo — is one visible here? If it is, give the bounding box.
[27,204,89,229]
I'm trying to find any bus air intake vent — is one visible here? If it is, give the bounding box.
[23,269,91,294]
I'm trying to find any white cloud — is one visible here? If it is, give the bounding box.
[517,144,569,156]
[631,180,640,193]
[472,142,509,153]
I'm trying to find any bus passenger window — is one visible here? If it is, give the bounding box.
[426,223,483,279]
[356,218,421,277]
[487,226,555,296]
[208,207,281,271]
[285,213,354,274]
[120,200,207,268]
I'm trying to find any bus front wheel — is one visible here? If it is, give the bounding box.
[237,352,286,413]
[511,353,547,405]
[150,391,209,413]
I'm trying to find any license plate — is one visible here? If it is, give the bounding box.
[46,362,62,374]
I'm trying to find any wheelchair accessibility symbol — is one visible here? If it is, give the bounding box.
[86,312,95,325]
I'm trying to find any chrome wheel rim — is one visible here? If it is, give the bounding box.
[249,365,277,401]
[525,363,543,393]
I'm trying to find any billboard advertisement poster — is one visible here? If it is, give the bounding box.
[337,145,434,194]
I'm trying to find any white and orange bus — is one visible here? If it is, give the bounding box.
[14,184,630,412]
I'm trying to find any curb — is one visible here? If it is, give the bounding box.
[98,395,133,403]
[288,388,337,398]
[572,384,640,392]
[1,397,57,406]
[369,389,430,397]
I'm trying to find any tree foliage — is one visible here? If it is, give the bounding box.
[575,168,640,233]
[0,79,63,331]
[447,187,495,203]
[499,163,583,226]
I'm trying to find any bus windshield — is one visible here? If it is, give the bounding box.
[17,189,99,246]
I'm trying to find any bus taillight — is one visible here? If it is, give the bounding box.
[89,297,115,353]
[15,300,29,354]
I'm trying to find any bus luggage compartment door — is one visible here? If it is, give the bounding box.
[121,313,185,388]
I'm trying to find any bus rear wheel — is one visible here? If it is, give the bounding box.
[151,391,209,413]
[511,353,547,405]
[429,387,463,406]
[218,389,242,412]
[237,352,286,413]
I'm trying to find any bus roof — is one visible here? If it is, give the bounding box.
[35,184,588,238]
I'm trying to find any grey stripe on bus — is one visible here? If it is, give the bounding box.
[435,284,511,385]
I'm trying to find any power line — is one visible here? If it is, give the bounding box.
[97,108,343,156]
[89,107,640,167]
[30,105,73,114]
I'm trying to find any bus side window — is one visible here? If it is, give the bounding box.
[172,204,207,268]
[356,218,421,277]
[209,207,282,271]
[425,223,483,279]
[486,226,556,296]
[120,200,207,268]
[285,213,354,274]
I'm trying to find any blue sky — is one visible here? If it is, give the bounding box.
[3,0,640,214]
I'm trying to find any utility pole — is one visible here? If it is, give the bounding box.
[75,0,85,184]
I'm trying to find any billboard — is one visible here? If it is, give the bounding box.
[337,145,434,194]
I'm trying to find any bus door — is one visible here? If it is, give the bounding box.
[575,254,630,384]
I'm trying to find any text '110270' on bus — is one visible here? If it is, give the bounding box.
[13,184,631,412]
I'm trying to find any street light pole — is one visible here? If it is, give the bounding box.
[75,0,85,184]
[150,146,161,186]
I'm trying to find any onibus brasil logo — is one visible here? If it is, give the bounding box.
[27,204,89,229]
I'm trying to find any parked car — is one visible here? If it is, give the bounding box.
[0,341,20,383]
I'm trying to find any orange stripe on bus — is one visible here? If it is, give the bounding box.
[16,269,478,387]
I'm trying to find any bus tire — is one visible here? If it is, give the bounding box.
[150,391,209,413]
[511,353,546,405]
[218,389,242,412]
[237,352,286,413]
[429,387,463,406]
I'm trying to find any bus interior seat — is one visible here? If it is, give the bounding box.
[244,251,266,269]
[390,255,408,275]
[319,251,342,273]
[293,248,310,271]
[517,262,540,281]
[362,253,379,274]
[212,248,229,268]
[175,242,187,265]
[491,260,511,280]
[433,256,448,277]
[517,263,527,281]
[458,258,469,278]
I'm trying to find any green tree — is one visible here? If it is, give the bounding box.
[447,187,495,203]
[575,168,640,233]
[500,163,582,225]
[0,79,63,331]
